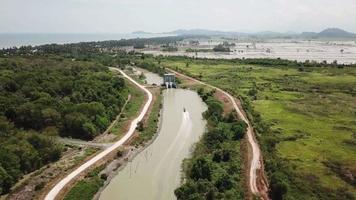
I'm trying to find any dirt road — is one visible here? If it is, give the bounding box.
[44,68,152,200]
[167,68,269,199]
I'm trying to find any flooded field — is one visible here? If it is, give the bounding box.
[143,39,356,64]
[99,72,207,200]
[143,70,163,85]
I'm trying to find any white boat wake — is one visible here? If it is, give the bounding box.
[153,111,191,177]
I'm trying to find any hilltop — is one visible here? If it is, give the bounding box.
[302,28,356,38]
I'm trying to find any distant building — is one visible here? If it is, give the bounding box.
[163,73,176,88]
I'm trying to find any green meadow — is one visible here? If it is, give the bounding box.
[160,58,356,199]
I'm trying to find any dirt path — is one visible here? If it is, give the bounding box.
[167,68,269,199]
[44,68,153,200]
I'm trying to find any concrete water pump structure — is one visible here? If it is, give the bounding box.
[163,73,176,88]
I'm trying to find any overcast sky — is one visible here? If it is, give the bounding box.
[1,0,356,33]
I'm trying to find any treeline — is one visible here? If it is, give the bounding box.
[0,36,186,56]
[213,44,231,52]
[91,36,185,49]
[135,58,166,76]
[162,55,356,68]
[175,88,247,199]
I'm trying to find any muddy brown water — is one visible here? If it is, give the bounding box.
[99,71,207,200]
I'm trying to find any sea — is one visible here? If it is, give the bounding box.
[0,33,171,49]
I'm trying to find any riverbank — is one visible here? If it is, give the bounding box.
[43,68,153,200]
[99,88,207,200]
[61,69,162,200]
[170,70,253,199]
[168,67,268,199]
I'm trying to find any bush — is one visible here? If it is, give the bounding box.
[270,172,288,200]
[189,156,212,181]
[100,173,107,180]
[136,121,144,132]
[34,182,45,191]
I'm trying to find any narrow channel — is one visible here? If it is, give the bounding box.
[99,70,207,200]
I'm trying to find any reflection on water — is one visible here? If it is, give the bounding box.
[99,89,207,200]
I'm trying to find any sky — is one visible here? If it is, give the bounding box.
[1,0,356,33]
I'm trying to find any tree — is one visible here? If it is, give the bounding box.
[189,156,212,181]
[215,173,233,192]
[41,108,60,127]
[205,99,223,121]
[205,128,227,148]
[0,165,13,194]
[83,122,97,138]
[213,149,231,163]
[174,181,198,200]
[232,121,247,140]
[0,117,13,137]
[63,112,90,139]
[136,121,144,132]
[270,172,289,200]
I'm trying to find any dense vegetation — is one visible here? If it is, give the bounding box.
[0,54,128,194]
[0,56,127,140]
[0,37,178,196]
[175,88,247,200]
[0,36,186,57]
[213,44,231,52]
[161,57,356,199]
[135,59,166,76]
[186,48,213,53]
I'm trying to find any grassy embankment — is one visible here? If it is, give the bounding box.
[161,58,356,199]
[63,166,106,200]
[63,70,162,200]
[109,79,145,138]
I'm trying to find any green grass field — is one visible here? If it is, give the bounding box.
[160,58,356,199]
[134,89,162,145]
[110,78,145,138]
[63,166,106,200]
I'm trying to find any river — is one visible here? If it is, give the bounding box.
[99,70,207,200]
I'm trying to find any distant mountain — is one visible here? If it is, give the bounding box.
[300,32,318,37]
[318,28,356,37]
[165,29,295,37]
[133,28,356,38]
[301,28,356,38]
[131,31,152,34]
[165,29,245,36]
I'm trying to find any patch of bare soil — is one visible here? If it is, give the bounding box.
[234,97,269,200]
[214,90,234,116]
